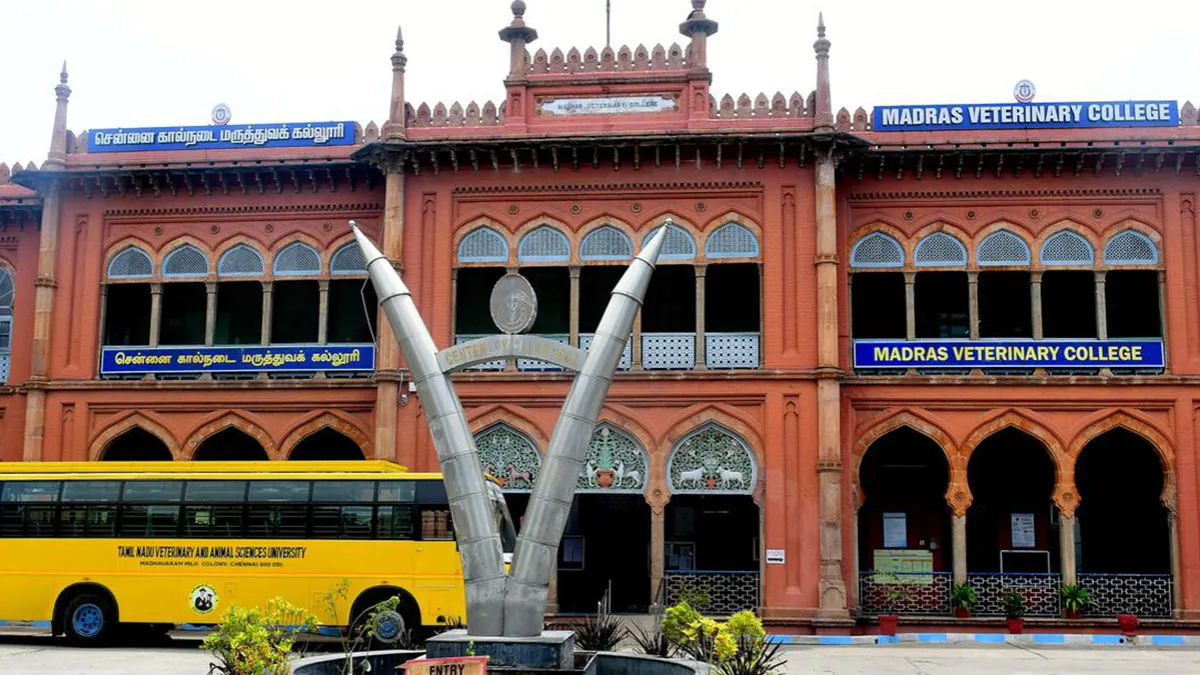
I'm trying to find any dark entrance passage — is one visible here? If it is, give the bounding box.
[663,495,759,615]
[193,427,270,461]
[557,495,650,614]
[857,428,951,572]
[1076,429,1169,574]
[289,428,366,461]
[966,428,1059,573]
[100,427,173,461]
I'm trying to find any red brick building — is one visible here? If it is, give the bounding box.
[4,0,1200,627]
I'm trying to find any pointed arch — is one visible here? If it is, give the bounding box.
[279,411,374,459]
[638,212,698,262]
[699,211,762,261]
[516,223,571,264]
[579,218,635,261]
[1035,221,1100,267]
[961,409,1072,514]
[1067,410,1176,513]
[326,232,368,275]
[852,409,962,513]
[182,411,278,460]
[455,220,513,265]
[272,240,323,277]
[467,404,551,449]
[473,422,543,492]
[662,404,764,500]
[578,423,651,494]
[975,223,1033,268]
[1102,223,1161,266]
[666,422,757,495]
[105,242,156,280]
[848,222,908,269]
[161,241,212,278]
[213,235,269,278]
[88,411,182,461]
[911,222,970,268]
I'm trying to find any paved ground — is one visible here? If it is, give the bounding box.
[3,632,1200,674]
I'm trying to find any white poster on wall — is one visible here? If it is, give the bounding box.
[1011,513,1036,548]
[882,512,907,548]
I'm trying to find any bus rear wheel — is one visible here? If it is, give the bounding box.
[62,594,115,646]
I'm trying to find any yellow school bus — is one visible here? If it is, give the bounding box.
[0,461,516,645]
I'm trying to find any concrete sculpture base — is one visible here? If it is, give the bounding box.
[424,629,576,670]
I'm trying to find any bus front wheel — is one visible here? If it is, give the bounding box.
[62,594,115,646]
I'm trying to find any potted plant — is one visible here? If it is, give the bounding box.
[1060,584,1094,619]
[1118,613,1139,636]
[1001,590,1025,634]
[950,582,977,619]
[877,573,906,636]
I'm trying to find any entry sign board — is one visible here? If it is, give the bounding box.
[99,345,375,374]
[88,121,356,153]
[405,656,488,675]
[853,339,1165,370]
[873,101,1178,131]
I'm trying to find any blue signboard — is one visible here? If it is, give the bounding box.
[872,101,1178,132]
[100,345,375,374]
[88,121,357,153]
[853,339,1164,369]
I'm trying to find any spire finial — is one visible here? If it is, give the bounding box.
[818,12,825,38]
[512,0,526,20]
[392,24,407,71]
[692,0,706,10]
[499,0,538,50]
[60,61,68,85]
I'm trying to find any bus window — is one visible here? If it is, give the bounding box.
[247,481,310,539]
[378,481,415,503]
[184,481,247,538]
[376,505,416,540]
[60,481,120,537]
[311,481,375,539]
[0,481,60,537]
[416,481,448,505]
[420,509,453,540]
[120,481,184,538]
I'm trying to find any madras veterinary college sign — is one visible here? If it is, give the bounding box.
[853,339,1165,369]
[873,101,1178,131]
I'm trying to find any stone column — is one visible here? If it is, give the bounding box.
[260,281,273,344]
[148,283,163,347]
[568,266,580,347]
[694,264,707,370]
[317,280,330,345]
[546,557,559,616]
[814,144,848,617]
[1058,514,1077,586]
[1169,512,1182,617]
[204,282,218,346]
[904,272,917,340]
[632,313,643,370]
[951,515,967,585]
[967,271,980,339]
[1030,271,1043,339]
[374,166,405,462]
[1094,270,1107,340]
[1158,270,1169,370]
[650,505,666,610]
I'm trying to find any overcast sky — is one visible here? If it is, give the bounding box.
[4,0,1199,164]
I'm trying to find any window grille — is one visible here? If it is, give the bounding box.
[1104,230,1159,265]
[162,245,209,278]
[107,247,154,279]
[1041,230,1095,265]
[217,244,264,277]
[644,224,696,260]
[0,269,12,312]
[913,232,967,267]
[474,424,542,492]
[850,232,904,268]
[704,222,760,259]
[666,423,757,494]
[272,242,321,276]
[977,230,1032,266]
[457,227,509,263]
[517,226,570,262]
[330,243,368,275]
[579,226,633,260]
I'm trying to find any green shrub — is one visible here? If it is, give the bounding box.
[725,611,765,643]
[201,598,317,675]
[662,601,702,645]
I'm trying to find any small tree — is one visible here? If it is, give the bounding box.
[318,580,404,675]
[202,598,317,675]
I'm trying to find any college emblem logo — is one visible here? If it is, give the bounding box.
[190,585,218,614]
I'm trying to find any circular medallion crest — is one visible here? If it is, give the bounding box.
[489,273,538,334]
[190,585,218,615]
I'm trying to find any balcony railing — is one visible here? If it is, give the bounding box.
[665,571,760,616]
[453,332,762,371]
[642,333,696,370]
[858,571,953,616]
[1079,573,1173,618]
[705,332,760,369]
[516,334,569,372]
[579,333,632,370]
[0,351,9,383]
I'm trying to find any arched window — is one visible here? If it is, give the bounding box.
[457,226,508,263]
[579,226,633,261]
[977,230,1032,266]
[217,244,265,277]
[1104,230,1159,265]
[913,232,968,267]
[704,222,760,259]
[162,244,209,278]
[330,242,368,275]
[272,242,322,276]
[475,424,542,492]
[107,247,154,279]
[577,424,649,493]
[0,268,12,382]
[850,232,904,268]
[517,226,570,263]
[1040,230,1095,266]
[667,423,757,494]
[643,224,696,260]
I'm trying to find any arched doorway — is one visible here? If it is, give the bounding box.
[99,427,173,461]
[664,424,760,616]
[289,428,366,460]
[193,427,270,461]
[966,428,1060,616]
[857,427,952,615]
[1075,428,1172,616]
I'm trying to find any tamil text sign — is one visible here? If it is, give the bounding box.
[853,339,1164,369]
[99,345,375,374]
[88,121,356,153]
[537,95,678,116]
[872,101,1178,132]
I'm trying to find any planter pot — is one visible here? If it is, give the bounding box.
[1006,618,1024,634]
[878,615,899,636]
[1064,609,1081,620]
[952,607,971,619]
[596,470,614,488]
[1118,613,1139,636]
